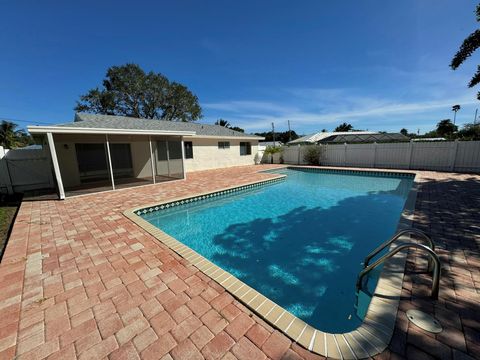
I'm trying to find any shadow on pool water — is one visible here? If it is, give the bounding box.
[210,189,403,332]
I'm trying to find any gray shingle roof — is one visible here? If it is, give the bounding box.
[53,113,261,139]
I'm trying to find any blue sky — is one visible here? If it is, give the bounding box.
[0,0,478,135]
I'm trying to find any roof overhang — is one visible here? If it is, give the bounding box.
[27,125,196,137]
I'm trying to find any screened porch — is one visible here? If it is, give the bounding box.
[42,130,193,199]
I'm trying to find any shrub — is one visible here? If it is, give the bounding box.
[264,145,283,155]
[303,145,323,165]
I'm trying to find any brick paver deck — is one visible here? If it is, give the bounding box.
[0,165,478,360]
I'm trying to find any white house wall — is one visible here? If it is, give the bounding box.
[184,138,258,172]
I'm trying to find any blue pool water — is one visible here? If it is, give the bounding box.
[142,168,413,332]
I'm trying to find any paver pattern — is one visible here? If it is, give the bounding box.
[0,165,478,360]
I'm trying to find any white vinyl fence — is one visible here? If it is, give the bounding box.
[0,146,55,195]
[281,141,480,173]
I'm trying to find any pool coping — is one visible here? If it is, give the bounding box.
[124,166,419,359]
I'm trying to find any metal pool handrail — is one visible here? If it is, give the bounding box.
[356,243,441,299]
[363,229,435,270]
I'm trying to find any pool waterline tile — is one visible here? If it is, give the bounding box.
[124,166,419,359]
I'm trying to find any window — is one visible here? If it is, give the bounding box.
[184,141,193,159]
[240,142,252,155]
[218,141,230,149]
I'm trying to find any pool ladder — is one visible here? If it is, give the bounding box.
[356,229,441,299]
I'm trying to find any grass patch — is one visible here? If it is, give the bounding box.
[0,195,21,261]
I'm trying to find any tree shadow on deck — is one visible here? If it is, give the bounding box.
[390,174,480,358]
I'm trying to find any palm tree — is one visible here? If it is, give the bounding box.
[215,119,231,128]
[0,121,31,148]
[452,104,461,124]
[451,4,480,99]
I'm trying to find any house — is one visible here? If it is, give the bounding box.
[288,131,408,145]
[258,141,283,151]
[27,113,263,199]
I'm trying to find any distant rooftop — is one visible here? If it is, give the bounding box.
[42,113,262,138]
[259,141,283,147]
[288,131,408,144]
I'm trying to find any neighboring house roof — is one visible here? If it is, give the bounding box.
[28,113,263,139]
[258,141,283,147]
[288,131,408,144]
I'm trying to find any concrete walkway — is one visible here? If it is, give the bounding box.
[0,165,478,359]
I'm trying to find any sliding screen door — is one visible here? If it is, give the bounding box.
[75,143,109,183]
[155,139,184,179]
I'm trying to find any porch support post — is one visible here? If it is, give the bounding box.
[149,136,156,184]
[180,137,186,180]
[105,134,115,190]
[46,132,65,200]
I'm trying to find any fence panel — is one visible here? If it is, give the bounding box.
[0,147,54,194]
[345,144,376,167]
[323,144,345,166]
[282,146,300,164]
[410,142,453,171]
[375,142,411,169]
[280,141,480,173]
[454,141,480,172]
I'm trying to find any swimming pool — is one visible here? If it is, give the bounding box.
[139,168,414,333]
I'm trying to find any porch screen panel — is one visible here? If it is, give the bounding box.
[156,140,170,177]
[167,141,184,178]
[110,144,134,179]
[75,143,110,183]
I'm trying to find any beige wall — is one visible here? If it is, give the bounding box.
[184,138,259,172]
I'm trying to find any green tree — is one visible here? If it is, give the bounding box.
[230,126,245,133]
[436,119,458,137]
[254,130,299,143]
[0,121,32,148]
[400,128,408,136]
[214,119,244,132]
[215,119,231,127]
[458,122,480,140]
[75,63,202,121]
[334,123,353,132]
[451,4,480,100]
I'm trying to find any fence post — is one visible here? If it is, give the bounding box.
[297,145,301,165]
[373,142,377,168]
[344,143,347,167]
[449,140,459,172]
[407,140,414,169]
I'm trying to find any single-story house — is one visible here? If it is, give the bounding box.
[288,131,409,145]
[27,113,263,199]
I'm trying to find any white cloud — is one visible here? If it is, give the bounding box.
[202,61,479,134]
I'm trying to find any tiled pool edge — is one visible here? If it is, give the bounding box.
[124,168,419,359]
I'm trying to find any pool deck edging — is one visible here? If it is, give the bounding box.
[124,167,420,359]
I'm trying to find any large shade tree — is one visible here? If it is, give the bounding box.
[75,64,202,122]
[436,119,458,137]
[451,3,480,100]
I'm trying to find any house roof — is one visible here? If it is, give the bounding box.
[288,131,408,144]
[258,141,283,147]
[28,113,263,139]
